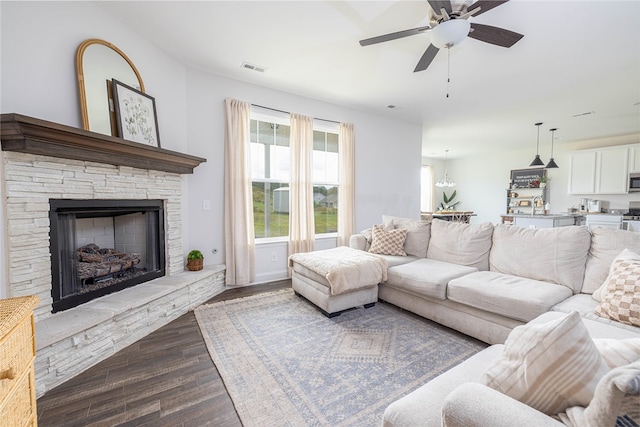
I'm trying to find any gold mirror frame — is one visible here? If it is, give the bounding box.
[76,38,145,136]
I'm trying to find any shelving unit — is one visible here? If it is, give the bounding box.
[506,187,547,215]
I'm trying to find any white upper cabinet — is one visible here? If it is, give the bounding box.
[630,146,640,172]
[568,151,597,194]
[595,147,629,194]
[569,144,633,195]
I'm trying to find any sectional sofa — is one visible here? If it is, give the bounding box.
[349,216,640,426]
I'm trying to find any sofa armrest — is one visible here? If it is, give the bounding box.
[442,383,564,427]
[349,233,367,251]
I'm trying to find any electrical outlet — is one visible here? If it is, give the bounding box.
[202,199,211,211]
[271,252,277,262]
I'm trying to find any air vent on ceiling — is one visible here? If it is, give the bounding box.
[241,62,267,73]
[387,105,397,109]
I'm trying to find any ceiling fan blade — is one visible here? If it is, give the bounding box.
[359,25,431,47]
[414,44,440,72]
[428,0,452,15]
[469,23,523,47]
[467,0,509,16]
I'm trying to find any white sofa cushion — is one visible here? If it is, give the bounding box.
[427,219,493,270]
[583,227,640,294]
[386,259,478,301]
[448,271,572,322]
[383,215,431,258]
[481,311,609,415]
[490,224,591,293]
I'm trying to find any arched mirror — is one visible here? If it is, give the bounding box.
[76,39,145,136]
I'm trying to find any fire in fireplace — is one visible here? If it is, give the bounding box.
[49,199,166,312]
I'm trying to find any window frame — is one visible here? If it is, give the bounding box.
[250,110,340,242]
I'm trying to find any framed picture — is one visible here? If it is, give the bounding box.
[112,79,160,147]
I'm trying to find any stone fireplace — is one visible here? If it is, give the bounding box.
[1,114,225,396]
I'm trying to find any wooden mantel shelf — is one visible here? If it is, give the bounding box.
[1,114,206,174]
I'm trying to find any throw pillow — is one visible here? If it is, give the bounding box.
[481,311,609,415]
[368,224,407,256]
[592,248,640,302]
[381,215,431,258]
[594,251,640,327]
[594,338,640,369]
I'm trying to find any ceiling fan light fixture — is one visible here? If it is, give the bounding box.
[430,19,471,49]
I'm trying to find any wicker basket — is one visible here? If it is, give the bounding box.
[186,259,203,271]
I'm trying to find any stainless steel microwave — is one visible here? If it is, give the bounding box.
[630,173,640,192]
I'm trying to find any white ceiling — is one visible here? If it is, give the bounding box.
[96,0,640,159]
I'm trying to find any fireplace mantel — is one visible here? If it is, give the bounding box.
[1,113,206,174]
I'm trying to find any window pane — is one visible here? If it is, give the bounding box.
[258,121,274,145]
[270,144,290,181]
[250,142,265,179]
[250,120,257,143]
[313,131,325,151]
[276,124,290,146]
[327,133,339,153]
[314,185,338,234]
[252,181,289,238]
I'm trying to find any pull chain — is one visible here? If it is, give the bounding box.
[446,46,451,98]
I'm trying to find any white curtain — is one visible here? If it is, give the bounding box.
[288,113,315,258]
[223,98,255,285]
[421,165,435,212]
[337,123,355,246]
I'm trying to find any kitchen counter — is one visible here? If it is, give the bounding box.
[500,214,584,228]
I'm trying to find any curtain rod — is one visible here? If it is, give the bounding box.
[251,103,340,125]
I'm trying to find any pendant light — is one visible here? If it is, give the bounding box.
[529,122,545,166]
[435,150,456,187]
[546,128,559,169]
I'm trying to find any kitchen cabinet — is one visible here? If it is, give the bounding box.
[506,187,546,215]
[569,145,631,194]
[514,215,576,229]
[596,148,629,193]
[630,147,640,172]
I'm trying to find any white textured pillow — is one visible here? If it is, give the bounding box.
[481,311,609,415]
[592,249,640,302]
[368,224,407,256]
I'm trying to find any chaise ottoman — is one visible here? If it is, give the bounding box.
[288,246,387,317]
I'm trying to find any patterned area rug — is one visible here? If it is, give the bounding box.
[194,289,487,426]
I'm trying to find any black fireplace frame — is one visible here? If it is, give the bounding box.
[49,199,166,313]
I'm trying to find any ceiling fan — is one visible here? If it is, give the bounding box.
[359,0,524,72]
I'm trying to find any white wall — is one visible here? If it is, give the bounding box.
[1,1,423,288]
[185,69,422,283]
[426,133,640,225]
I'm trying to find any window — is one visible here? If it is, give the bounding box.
[250,115,340,239]
[421,165,435,212]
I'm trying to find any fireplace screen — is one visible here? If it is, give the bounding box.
[49,199,165,312]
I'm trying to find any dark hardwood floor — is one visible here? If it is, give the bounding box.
[36,280,291,427]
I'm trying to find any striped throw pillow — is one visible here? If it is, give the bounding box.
[481,311,609,415]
